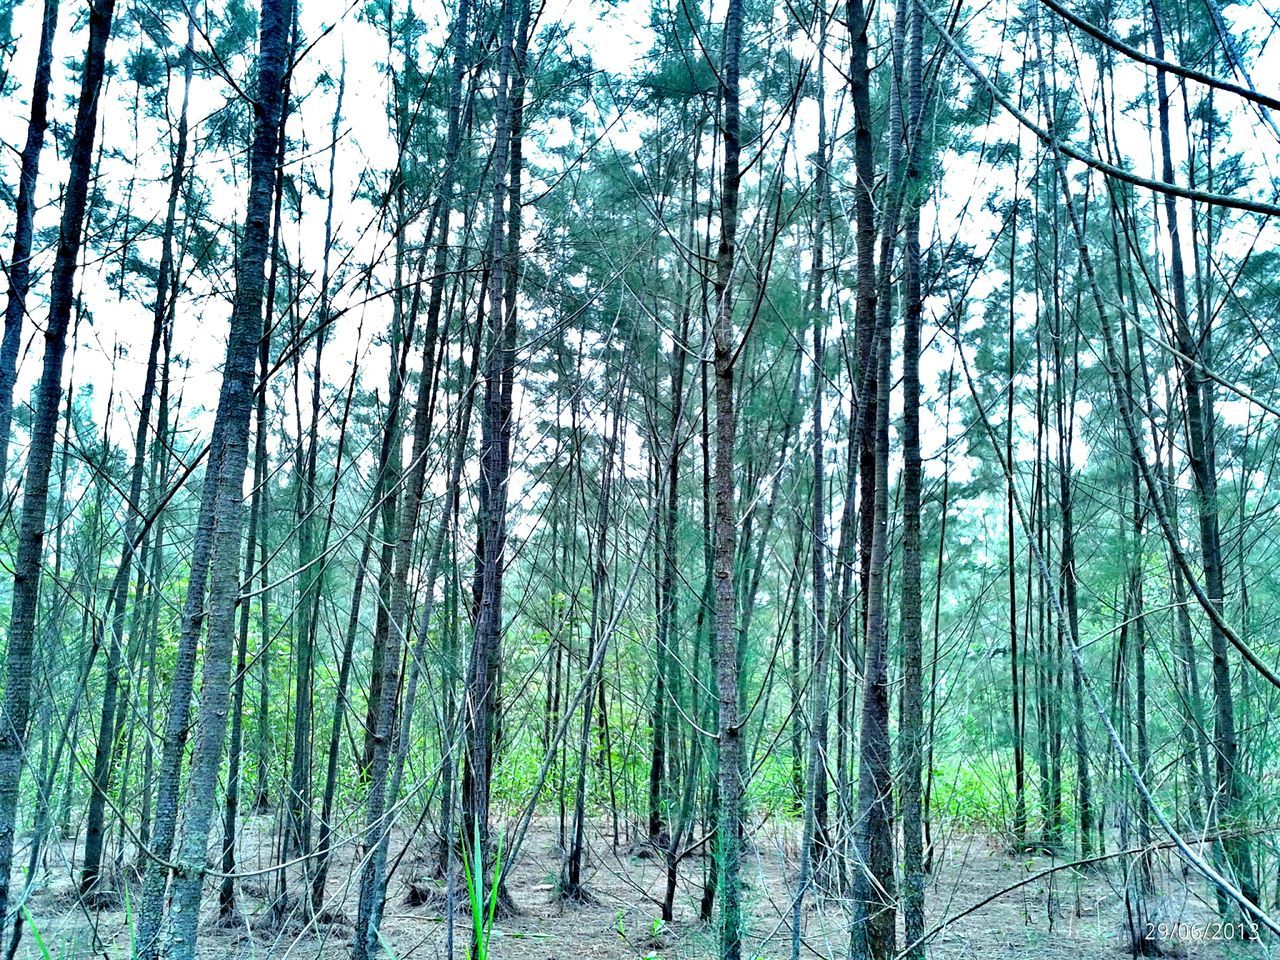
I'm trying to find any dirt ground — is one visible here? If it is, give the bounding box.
[14,814,1265,959]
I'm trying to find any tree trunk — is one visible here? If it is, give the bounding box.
[0,0,58,484]
[711,0,744,954]
[850,0,897,950]
[1007,169,1026,850]
[459,0,528,931]
[650,298,689,845]
[900,0,927,951]
[564,387,625,899]
[135,1,292,955]
[791,28,830,955]
[220,329,272,918]
[0,0,117,932]
[80,7,194,901]
[1149,0,1256,907]
[350,2,475,952]
[253,44,294,815]
[1058,313,1093,859]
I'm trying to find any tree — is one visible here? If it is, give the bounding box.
[134,0,293,954]
[711,0,745,954]
[0,0,58,484]
[79,3,196,901]
[0,0,117,932]
[899,0,927,952]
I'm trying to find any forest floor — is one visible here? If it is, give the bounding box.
[16,814,1263,959]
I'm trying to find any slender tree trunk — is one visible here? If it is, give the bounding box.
[1057,316,1092,858]
[138,323,174,854]
[791,33,830,955]
[0,0,59,484]
[900,0,927,951]
[384,318,480,888]
[711,0,745,955]
[1149,0,1257,906]
[311,474,377,912]
[1161,423,1213,823]
[1046,194,1066,848]
[650,299,689,845]
[923,365,953,872]
[0,0,117,932]
[850,0,896,951]
[136,2,291,956]
[459,0,528,930]
[1122,329,1154,912]
[851,278,898,960]
[80,8,194,900]
[253,47,295,815]
[284,60,345,898]
[789,532,804,809]
[220,332,272,918]
[564,387,625,899]
[351,2,475,952]
[1008,169,1026,850]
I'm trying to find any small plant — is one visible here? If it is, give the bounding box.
[20,906,52,960]
[123,880,135,959]
[375,926,400,959]
[462,823,503,960]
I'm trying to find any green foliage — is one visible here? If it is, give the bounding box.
[462,823,504,960]
[20,906,54,960]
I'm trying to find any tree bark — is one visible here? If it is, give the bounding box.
[711,0,744,954]
[791,30,831,955]
[135,1,292,955]
[0,0,59,484]
[1149,0,1257,907]
[850,0,896,950]
[900,0,927,951]
[459,0,528,930]
[0,0,117,932]
[220,329,272,918]
[80,7,195,900]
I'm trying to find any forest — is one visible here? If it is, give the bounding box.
[0,0,1277,955]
